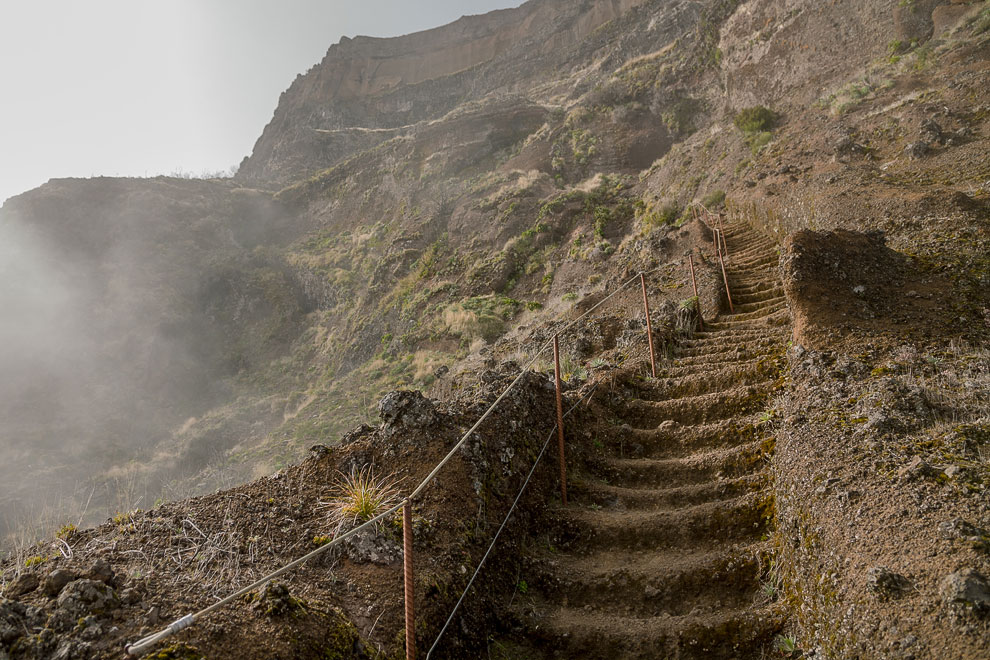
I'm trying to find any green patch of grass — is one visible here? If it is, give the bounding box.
[734,106,777,134]
[639,201,682,229]
[701,189,725,208]
[745,131,773,155]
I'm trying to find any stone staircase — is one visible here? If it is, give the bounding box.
[503,222,790,659]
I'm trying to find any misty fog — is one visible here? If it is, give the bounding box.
[0,180,307,549]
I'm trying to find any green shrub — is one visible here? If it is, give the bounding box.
[701,190,726,208]
[657,203,681,225]
[733,106,777,134]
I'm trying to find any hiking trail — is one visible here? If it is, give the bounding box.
[508,222,792,659]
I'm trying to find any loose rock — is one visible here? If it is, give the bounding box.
[84,559,113,585]
[4,572,39,598]
[867,566,912,599]
[378,390,438,431]
[43,569,78,598]
[51,579,119,631]
[940,569,990,617]
[904,141,931,159]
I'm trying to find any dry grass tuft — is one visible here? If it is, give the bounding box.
[322,466,402,535]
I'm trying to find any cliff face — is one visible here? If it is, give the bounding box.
[236,0,654,183]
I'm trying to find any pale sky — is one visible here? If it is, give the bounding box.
[0,0,524,205]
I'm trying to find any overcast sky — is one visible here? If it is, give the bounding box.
[0,0,523,205]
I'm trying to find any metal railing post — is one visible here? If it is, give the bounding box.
[403,500,416,660]
[718,248,734,314]
[688,253,703,331]
[640,273,657,377]
[552,335,568,506]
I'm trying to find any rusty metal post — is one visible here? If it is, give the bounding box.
[688,253,703,331]
[717,248,734,314]
[713,227,719,256]
[403,500,415,660]
[640,273,657,377]
[553,335,568,506]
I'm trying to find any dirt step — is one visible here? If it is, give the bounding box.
[530,544,766,618]
[668,350,770,369]
[728,243,777,260]
[659,358,766,380]
[576,473,766,510]
[615,414,766,455]
[598,440,766,488]
[642,369,775,402]
[556,492,767,552]
[676,335,782,358]
[704,308,790,331]
[679,327,786,348]
[731,296,786,314]
[513,601,782,660]
[727,276,779,290]
[728,281,782,296]
[625,384,771,426]
[719,301,788,322]
[726,240,776,256]
[731,289,786,306]
[727,255,778,271]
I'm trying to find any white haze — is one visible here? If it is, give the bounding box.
[0,0,525,206]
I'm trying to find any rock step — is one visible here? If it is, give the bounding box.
[577,473,766,510]
[556,492,767,552]
[530,544,766,618]
[598,440,766,488]
[515,601,782,660]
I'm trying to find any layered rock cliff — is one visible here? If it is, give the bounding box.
[236,0,664,183]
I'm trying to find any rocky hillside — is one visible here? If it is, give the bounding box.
[2,0,989,658]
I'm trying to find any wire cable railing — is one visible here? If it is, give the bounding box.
[125,265,669,658]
